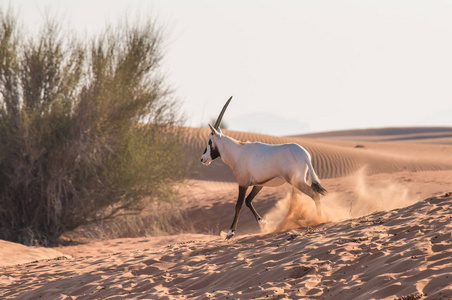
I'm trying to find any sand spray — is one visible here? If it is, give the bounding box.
[262,167,417,233]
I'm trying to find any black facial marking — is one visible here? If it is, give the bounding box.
[209,139,221,160]
[202,134,213,157]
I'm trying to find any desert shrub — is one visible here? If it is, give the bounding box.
[0,8,188,245]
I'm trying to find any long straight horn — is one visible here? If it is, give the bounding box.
[214,96,232,129]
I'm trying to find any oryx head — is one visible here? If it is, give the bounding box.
[200,96,232,165]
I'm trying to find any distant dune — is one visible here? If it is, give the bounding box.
[293,126,452,144]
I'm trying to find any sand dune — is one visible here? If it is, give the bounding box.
[295,126,452,144]
[1,126,452,299]
[2,191,451,299]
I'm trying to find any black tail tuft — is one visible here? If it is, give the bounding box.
[312,182,327,196]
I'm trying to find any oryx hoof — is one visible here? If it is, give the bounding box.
[225,229,235,240]
[258,219,268,229]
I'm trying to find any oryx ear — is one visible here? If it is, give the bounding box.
[208,124,220,136]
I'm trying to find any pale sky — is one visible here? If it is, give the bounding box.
[3,0,452,135]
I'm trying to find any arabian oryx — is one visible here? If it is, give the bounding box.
[201,97,326,240]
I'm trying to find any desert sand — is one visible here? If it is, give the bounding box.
[1,127,452,299]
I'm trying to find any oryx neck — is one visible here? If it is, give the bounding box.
[216,134,242,170]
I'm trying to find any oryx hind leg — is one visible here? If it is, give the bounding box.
[245,186,266,226]
[292,181,322,217]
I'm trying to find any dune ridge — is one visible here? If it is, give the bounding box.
[295,126,452,144]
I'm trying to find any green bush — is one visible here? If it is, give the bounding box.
[0,8,187,245]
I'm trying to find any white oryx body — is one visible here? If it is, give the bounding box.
[230,142,315,188]
[201,123,326,240]
[206,137,316,188]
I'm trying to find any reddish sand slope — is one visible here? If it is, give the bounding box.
[2,192,451,299]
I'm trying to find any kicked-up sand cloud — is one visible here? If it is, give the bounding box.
[262,167,417,233]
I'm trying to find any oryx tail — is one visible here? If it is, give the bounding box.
[306,159,327,195]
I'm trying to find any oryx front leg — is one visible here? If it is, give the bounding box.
[226,186,248,240]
